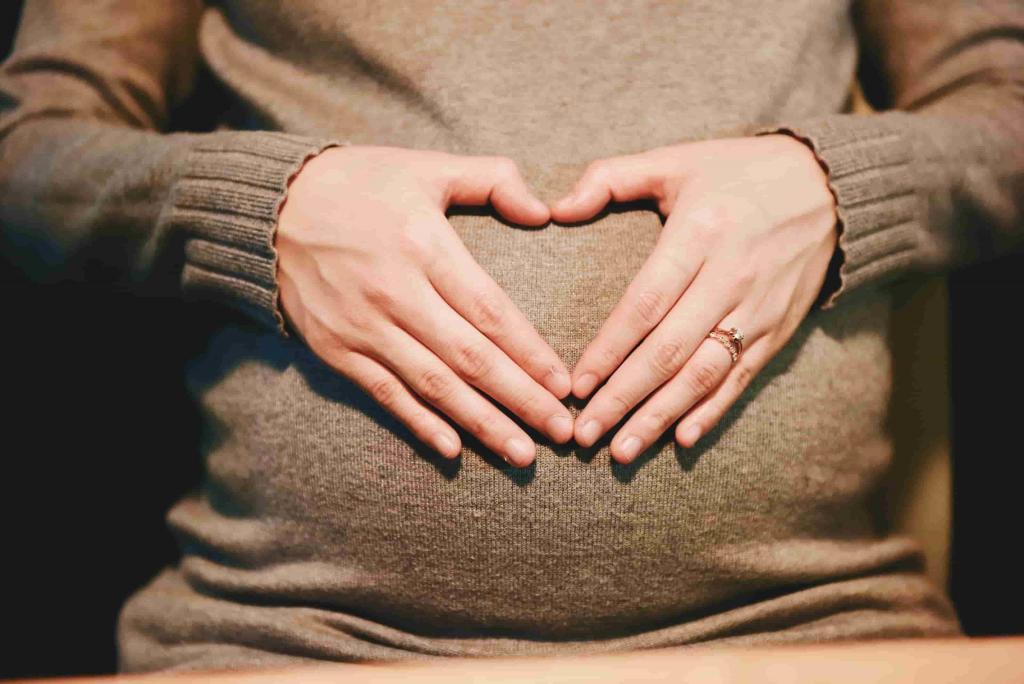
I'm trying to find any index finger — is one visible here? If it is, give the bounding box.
[426,217,572,399]
[571,212,704,398]
[574,265,736,448]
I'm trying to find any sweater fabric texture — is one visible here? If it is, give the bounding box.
[2,0,1023,674]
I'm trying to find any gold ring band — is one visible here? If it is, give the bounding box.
[708,326,744,364]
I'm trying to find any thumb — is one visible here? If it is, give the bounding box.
[549,153,665,223]
[445,155,551,226]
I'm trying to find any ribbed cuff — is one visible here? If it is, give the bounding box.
[167,131,347,337]
[756,113,919,310]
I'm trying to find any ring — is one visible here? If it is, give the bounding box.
[707,326,744,364]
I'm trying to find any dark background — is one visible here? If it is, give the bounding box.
[2,3,1022,679]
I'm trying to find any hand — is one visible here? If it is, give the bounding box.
[275,145,574,467]
[549,134,839,463]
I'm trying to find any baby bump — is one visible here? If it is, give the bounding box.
[171,162,902,640]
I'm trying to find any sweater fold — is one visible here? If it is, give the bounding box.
[169,133,346,336]
[759,115,919,310]
[3,0,1019,673]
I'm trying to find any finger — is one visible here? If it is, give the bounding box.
[609,334,735,464]
[676,335,774,448]
[574,264,742,448]
[445,154,550,226]
[333,350,462,459]
[425,215,572,399]
[394,275,574,443]
[549,153,666,223]
[571,216,704,399]
[368,323,538,468]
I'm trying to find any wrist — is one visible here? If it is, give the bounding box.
[758,131,843,310]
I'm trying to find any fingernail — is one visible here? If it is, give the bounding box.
[578,418,602,447]
[619,435,642,461]
[574,372,598,398]
[681,424,702,446]
[434,433,458,458]
[546,414,574,442]
[503,437,534,466]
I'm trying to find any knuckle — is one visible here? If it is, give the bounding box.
[607,392,633,416]
[659,242,690,273]
[707,201,741,230]
[598,345,623,370]
[651,339,686,375]
[733,362,755,392]
[642,409,673,435]
[688,203,733,240]
[342,308,374,336]
[367,377,402,409]
[340,323,379,356]
[453,341,492,382]
[510,390,541,419]
[406,408,436,436]
[763,298,790,326]
[305,317,344,352]
[419,368,456,404]
[686,362,721,396]
[538,358,562,385]
[634,290,666,327]
[395,228,435,263]
[690,223,715,246]
[721,247,758,286]
[693,217,722,243]
[471,289,506,330]
[309,316,368,358]
[584,159,610,184]
[733,266,757,291]
[652,174,672,206]
[518,347,549,381]
[493,156,519,179]
[361,281,396,309]
[468,412,498,442]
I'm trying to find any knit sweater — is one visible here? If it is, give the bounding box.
[2,0,1023,675]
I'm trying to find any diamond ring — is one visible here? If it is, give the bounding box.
[708,326,744,364]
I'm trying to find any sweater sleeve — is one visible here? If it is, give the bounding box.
[757,0,1024,311]
[0,1,346,337]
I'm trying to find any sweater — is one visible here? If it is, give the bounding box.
[2,0,1022,675]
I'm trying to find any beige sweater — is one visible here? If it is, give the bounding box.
[2,0,1023,675]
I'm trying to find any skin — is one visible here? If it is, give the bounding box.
[550,134,840,464]
[275,145,574,468]
[276,135,838,469]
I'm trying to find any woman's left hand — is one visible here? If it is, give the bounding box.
[550,134,839,463]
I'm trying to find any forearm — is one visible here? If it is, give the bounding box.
[759,0,1024,310]
[0,0,346,336]
[0,116,341,335]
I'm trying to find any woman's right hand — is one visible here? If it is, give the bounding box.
[274,145,573,467]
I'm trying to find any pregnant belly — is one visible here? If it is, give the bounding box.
[170,163,909,640]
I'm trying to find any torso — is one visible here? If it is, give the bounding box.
[117,1,963,670]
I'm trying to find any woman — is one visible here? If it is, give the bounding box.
[1,0,1021,674]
